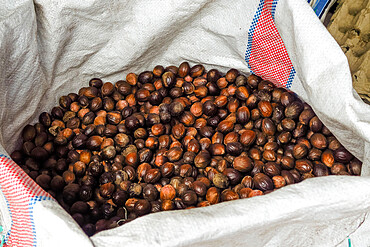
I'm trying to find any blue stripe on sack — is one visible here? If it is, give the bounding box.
[29,196,53,247]
[245,0,266,73]
[271,0,278,19]
[286,66,296,88]
[312,0,331,17]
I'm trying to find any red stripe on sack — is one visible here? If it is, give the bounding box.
[0,156,50,247]
[248,0,293,87]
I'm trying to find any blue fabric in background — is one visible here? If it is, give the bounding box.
[308,0,333,18]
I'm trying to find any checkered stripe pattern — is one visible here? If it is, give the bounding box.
[245,0,296,88]
[0,155,52,247]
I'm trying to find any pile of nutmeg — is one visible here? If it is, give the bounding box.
[10,62,362,236]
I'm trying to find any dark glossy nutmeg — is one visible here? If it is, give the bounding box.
[59,95,72,109]
[177,62,190,78]
[181,190,198,206]
[263,162,281,177]
[226,142,243,156]
[253,173,274,191]
[89,78,103,88]
[261,118,276,136]
[194,150,211,168]
[162,71,176,88]
[138,71,153,84]
[223,168,242,185]
[125,116,140,131]
[235,86,250,100]
[189,64,205,78]
[134,199,151,216]
[281,170,295,185]
[299,109,315,125]
[112,190,129,207]
[144,169,161,184]
[293,143,308,159]
[203,100,218,117]
[115,80,132,95]
[333,146,353,163]
[309,116,323,132]
[207,69,221,83]
[236,106,250,125]
[280,156,295,170]
[295,159,313,174]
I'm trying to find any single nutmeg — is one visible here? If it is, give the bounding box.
[189,64,205,78]
[112,190,128,207]
[321,149,335,168]
[240,130,256,146]
[235,86,250,100]
[261,118,276,136]
[206,187,220,204]
[166,147,183,162]
[144,169,161,184]
[217,120,234,134]
[99,182,115,199]
[348,159,362,176]
[233,155,253,173]
[253,173,274,191]
[310,133,327,150]
[295,159,313,174]
[226,142,243,156]
[272,176,286,189]
[285,101,304,119]
[309,116,323,132]
[223,168,242,185]
[263,162,281,177]
[192,181,207,197]
[236,106,250,125]
[194,150,211,168]
[293,143,308,159]
[281,170,295,185]
[181,190,198,206]
[203,100,218,117]
[258,101,273,118]
[213,173,229,189]
[248,190,264,198]
[333,146,353,163]
[134,199,152,216]
[160,184,176,201]
[221,189,239,201]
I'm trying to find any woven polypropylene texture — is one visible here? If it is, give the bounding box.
[0,155,52,247]
[245,0,296,88]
